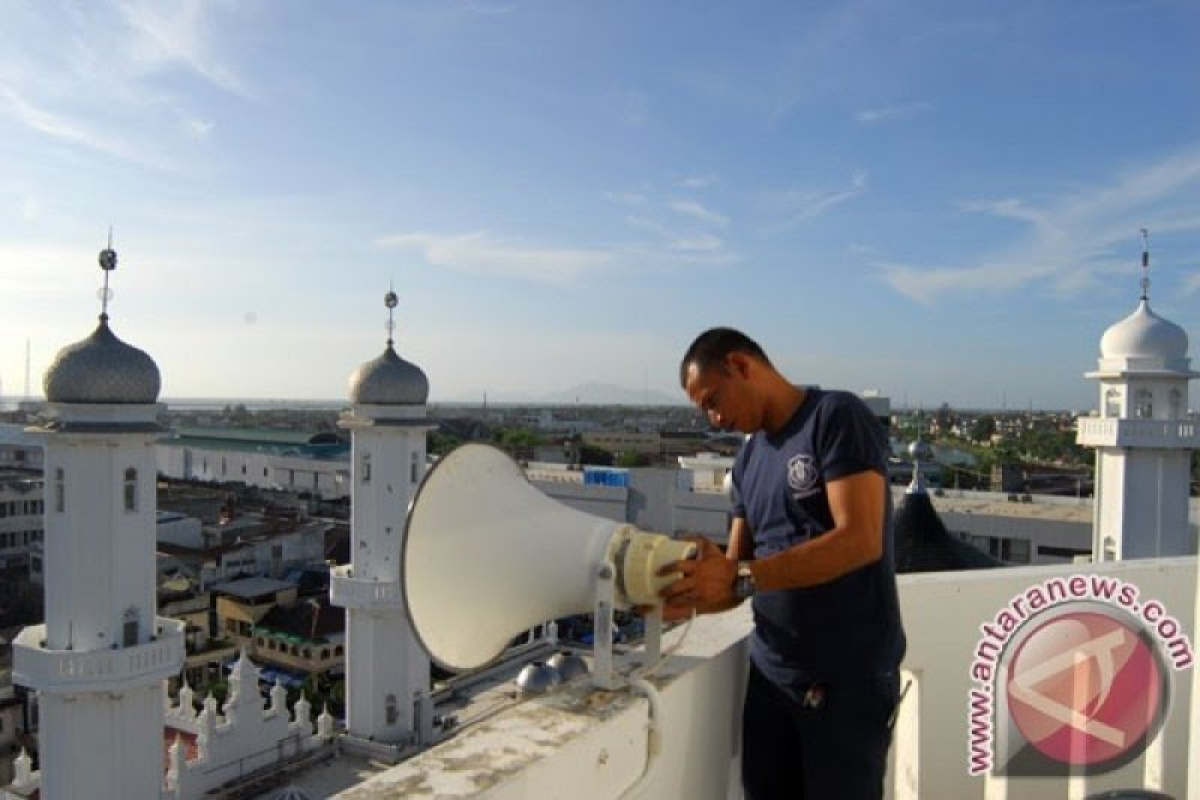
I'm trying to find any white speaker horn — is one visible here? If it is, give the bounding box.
[402,443,695,677]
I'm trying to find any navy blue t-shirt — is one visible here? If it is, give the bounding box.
[732,388,906,687]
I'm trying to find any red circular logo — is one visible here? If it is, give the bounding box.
[1005,609,1165,767]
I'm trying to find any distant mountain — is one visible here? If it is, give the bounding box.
[539,382,683,406]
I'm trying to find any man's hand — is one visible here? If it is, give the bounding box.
[657,537,740,622]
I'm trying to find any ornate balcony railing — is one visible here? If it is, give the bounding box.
[13,618,185,694]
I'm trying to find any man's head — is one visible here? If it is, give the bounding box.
[679,327,774,434]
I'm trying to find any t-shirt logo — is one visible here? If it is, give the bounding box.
[787,453,820,498]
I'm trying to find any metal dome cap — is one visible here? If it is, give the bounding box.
[44,316,161,404]
[348,344,429,405]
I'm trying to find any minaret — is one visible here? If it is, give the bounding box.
[12,240,185,798]
[1077,231,1200,560]
[331,288,434,747]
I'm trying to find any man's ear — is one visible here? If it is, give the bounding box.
[726,351,753,378]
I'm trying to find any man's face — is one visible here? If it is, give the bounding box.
[683,355,760,433]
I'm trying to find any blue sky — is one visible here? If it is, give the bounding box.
[1,1,1198,409]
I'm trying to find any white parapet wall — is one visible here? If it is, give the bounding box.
[333,608,754,800]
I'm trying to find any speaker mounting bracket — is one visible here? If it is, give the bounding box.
[592,559,618,690]
[590,559,666,690]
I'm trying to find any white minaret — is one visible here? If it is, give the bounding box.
[11,242,184,798]
[1077,231,1200,560]
[331,289,434,747]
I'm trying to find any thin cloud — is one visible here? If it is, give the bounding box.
[669,199,729,228]
[375,231,613,285]
[604,191,648,207]
[625,215,724,253]
[0,84,139,162]
[183,117,215,140]
[855,101,932,125]
[774,170,868,229]
[959,198,1057,232]
[118,0,251,98]
[678,174,718,190]
[877,145,1200,305]
[877,260,1051,307]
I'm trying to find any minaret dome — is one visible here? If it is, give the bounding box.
[42,241,161,404]
[347,288,429,405]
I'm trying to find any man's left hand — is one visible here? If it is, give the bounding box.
[657,537,739,621]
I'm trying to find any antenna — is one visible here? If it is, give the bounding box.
[98,228,118,320]
[384,282,398,347]
[1140,227,1150,302]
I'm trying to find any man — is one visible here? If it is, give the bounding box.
[662,326,906,800]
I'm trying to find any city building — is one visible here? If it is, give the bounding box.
[0,473,41,575]
[157,428,350,499]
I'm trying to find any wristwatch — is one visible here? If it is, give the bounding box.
[733,561,757,600]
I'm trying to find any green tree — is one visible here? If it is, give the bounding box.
[429,431,465,457]
[616,451,649,468]
[494,428,541,458]
[970,414,997,443]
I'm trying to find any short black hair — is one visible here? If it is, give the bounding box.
[679,327,771,387]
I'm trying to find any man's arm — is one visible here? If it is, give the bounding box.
[725,516,752,561]
[749,468,885,591]
[659,468,886,613]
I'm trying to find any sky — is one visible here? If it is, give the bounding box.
[1,0,1198,410]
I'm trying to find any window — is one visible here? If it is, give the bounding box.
[54,467,65,512]
[1104,388,1121,418]
[1135,389,1153,419]
[410,452,419,484]
[386,694,399,725]
[1001,538,1031,563]
[123,607,139,647]
[361,452,372,484]
[124,468,138,512]
[1169,388,1182,419]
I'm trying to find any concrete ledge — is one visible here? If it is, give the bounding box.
[335,607,753,800]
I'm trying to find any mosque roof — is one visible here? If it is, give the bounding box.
[348,345,429,406]
[1099,299,1190,367]
[43,316,161,404]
